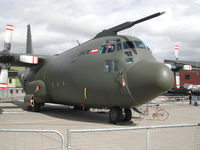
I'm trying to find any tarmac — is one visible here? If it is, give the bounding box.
[0,99,200,149]
[0,99,200,131]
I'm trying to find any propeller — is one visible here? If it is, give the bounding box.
[165,45,194,89]
[0,24,14,89]
[0,24,40,89]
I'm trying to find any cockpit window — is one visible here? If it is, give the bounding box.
[113,60,119,72]
[101,39,119,54]
[123,41,134,49]
[117,43,122,51]
[104,60,119,73]
[124,51,132,57]
[125,58,133,64]
[133,40,146,49]
[107,44,115,53]
[101,45,107,54]
[104,60,112,72]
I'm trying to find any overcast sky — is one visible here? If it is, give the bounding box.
[0,0,200,62]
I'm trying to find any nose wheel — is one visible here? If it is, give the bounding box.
[109,107,132,124]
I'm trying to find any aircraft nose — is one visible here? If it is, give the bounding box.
[127,60,174,105]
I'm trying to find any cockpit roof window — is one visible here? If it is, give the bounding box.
[123,41,134,49]
[134,40,146,49]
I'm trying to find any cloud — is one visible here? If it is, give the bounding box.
[0,0,200,62]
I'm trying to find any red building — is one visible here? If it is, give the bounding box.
[173,72,200,87]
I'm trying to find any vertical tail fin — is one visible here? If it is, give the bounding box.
[26,24,33,54]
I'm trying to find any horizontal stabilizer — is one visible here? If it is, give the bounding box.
[95,12,165,38]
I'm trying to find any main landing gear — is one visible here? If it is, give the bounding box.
[25,95,43,112]
[109,107,132,124]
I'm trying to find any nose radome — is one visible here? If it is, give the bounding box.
[156,64,174,90]
[127,60,174,104]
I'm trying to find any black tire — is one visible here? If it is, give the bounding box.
[41,103,45,107]
[26,105,32,111]
[74,105,83,111]
[33,102,41,112]
[83,107,90,111]
[109,107,123,124]
[124,108,132,122]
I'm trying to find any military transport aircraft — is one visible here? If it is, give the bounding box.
[0,12,174,124]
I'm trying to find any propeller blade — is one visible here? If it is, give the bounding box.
[175,72,180,89]
[19,55,39,64]
[3,24,14,51]
[183,65,192,71]
[0,69,8,89]
[174,45,179,61]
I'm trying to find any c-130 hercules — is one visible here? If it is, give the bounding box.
[0,12,174,124]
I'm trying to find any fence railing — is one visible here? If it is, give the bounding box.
[67,123,200,150]
[0,123,199,150]
[0,88,25,101]
[0,129,65,150]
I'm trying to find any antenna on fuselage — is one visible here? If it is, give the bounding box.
[77,40,80,46]
[94,12,165,38]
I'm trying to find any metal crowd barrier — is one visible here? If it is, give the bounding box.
[0,129,65,150]
[0,123,199,150]
[0,88,25,101]
[67,123,200,150]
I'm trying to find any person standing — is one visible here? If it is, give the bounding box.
[188,91,192,105]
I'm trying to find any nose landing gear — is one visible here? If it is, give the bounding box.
[109,107,132,124]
